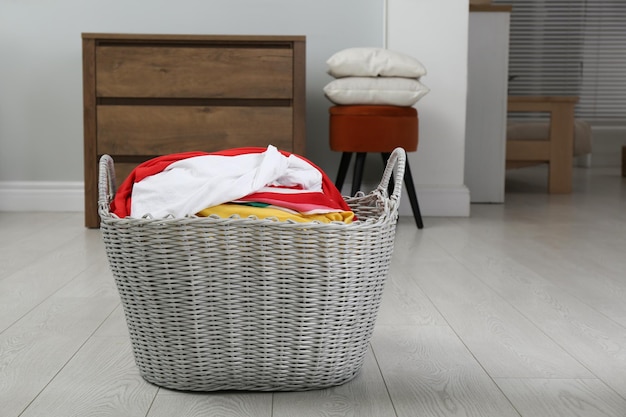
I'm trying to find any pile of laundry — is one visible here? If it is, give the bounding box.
[110,145,355,224]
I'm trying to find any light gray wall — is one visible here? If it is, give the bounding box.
[0,0,383,182]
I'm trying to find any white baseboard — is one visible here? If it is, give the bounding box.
[397,184,471,217]
[0,181,471,217]
[0,181,84,212]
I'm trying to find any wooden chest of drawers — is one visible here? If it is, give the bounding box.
[82,33,306,227]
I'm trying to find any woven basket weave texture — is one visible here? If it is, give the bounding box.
[99,148,405,391]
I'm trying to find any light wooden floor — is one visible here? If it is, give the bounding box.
[2,166,626,417]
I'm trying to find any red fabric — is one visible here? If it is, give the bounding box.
[110,147,351,218]
[237,191,346,214]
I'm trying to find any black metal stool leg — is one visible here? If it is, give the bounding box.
[335,152,352,193]
[382,152,424,229]
[352,152,366,196]
[381,153,394,197]
[403,159,424,229]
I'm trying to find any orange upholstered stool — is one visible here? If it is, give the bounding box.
[329,105,423,228]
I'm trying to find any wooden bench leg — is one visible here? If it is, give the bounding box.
[547,103,575,193]
[507,96,579,194]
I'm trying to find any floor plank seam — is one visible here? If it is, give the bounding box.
[143,387,161,417]
[440,249,600,381]
[396,270,524,415]
[0,260,104,337]
[16,303,121,416]
[369,341,400,417]
[519,261,626,334]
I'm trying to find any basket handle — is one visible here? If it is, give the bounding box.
[98,154,116,217]
[377,147,406,202]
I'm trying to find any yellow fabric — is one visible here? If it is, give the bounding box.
[197,203,354,224]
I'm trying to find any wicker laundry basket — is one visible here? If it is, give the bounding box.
[98,148,406,391]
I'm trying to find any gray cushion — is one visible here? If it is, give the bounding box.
[507,119,592,156]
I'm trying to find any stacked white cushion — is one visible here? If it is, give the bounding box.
[324,47,429,106]
[326,47,427,78]
[324,77,430,107]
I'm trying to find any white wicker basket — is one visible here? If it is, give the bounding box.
[98,148,406,391]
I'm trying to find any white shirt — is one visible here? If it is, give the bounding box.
[130,145,322,219]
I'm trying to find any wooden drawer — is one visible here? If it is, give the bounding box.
[96,105,293,155]
[112,162,139,188]
[96,46,293,99]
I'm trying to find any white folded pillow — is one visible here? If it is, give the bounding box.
[327,47,427,79]
[324,77,430,106]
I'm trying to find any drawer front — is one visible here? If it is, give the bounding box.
[97,105,293,155]
[112,162,139,187]
[96,46,294,99]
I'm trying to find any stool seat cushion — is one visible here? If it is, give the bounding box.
[329,105,418,153]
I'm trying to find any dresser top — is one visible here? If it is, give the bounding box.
[82,33,305,42]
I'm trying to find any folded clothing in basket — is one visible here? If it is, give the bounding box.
[110,146,354,222]
[197,202,354,223]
